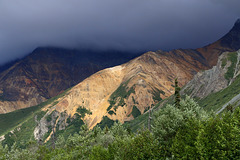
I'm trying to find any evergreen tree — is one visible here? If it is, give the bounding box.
[174,78,181,108]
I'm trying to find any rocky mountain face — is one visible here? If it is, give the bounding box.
[197,19,240,66]
[1,19,240,114]
[31,49,209,141]
[38,49,207,131]
[2,19,240,143]
[0,48,138,113]
[182,49,240,99]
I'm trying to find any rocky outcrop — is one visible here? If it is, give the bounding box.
[182,50,240,99]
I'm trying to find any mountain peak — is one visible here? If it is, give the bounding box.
[233,18,240,29]
[235,18,240,25]
[217,18,240,51]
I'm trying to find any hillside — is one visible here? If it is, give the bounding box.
[196,19,240,66]
[1,19,240,145]
[182,50,240,112]
[125,49,240,132]
[0,48,138,113]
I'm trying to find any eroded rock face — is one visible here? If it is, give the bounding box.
[182,50,240,99]
[45,49,210,129]
[0,48,137,113]
[34,115,49,142]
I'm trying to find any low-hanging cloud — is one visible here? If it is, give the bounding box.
[0,0,239,64]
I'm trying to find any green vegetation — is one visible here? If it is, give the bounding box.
[124,100,164,132]
[0,86,72,136]
[199,74,240,111]
[55,106,92,139]
[152,88,165,101]
[0,105,42,136]
[1,110,45,148]
[224,52,238,81]
[76,106,92,118]
[108,110,115,115]
[131,106,141,118]
[97,116,117,129]
[1,97,239,159]
[0,87,72,147]
[107,80,135,111]
[174,78,181,108]
[221,57,227,68]
[124,111,149,132]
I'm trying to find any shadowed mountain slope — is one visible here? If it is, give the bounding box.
[1,19,240,144]
[0,48,139,113]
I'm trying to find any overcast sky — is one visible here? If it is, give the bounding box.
[0,0,239,65]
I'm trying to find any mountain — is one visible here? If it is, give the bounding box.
[1,19,240,145]
[183,49,240,112]
[0,47,139,113]
[1,19,240,114]
[197,19,240,66]
[0,49,209,144]
[125,49,240,132]
[34,19,240,131]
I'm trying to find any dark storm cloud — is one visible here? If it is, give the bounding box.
[0,0,239,64]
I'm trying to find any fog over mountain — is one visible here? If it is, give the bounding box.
[0,0,239,64]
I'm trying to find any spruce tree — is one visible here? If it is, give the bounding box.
[174,78,181,108]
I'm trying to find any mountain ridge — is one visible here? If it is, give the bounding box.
[0,48,139,113]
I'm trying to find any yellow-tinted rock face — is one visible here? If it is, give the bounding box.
[0,47,136,114]
[46,50,209,129]
[2,20,240,115]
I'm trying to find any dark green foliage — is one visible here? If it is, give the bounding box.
[131,106,141,118]
[90,145,111,160]
[1,96,240,159]
[132,96,136,104]
[108,110,115,115]
[76,106,92,118]
[226,104,234,112]
[97,116,116,129]
[106,105,112,112]
[152,88,165,102]
[171,118,202,159]
[225,52,238,81]
[171,109,240,159]
[46,114,52,122]
[221,57,227,68]
[174,78,181,108]
[54,106,91,139]
[107,80,135,112]
[124,100,164,132]
[144,106,150,113]
[71,114,84,128]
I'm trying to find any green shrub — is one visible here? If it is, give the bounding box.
[225,52,237,81]
[132,106,141,118]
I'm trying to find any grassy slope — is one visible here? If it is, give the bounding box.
[125,70,240,131]
[124,97,174,132]
[198,75,240,112]
[0,105,41,136]
[0,88,71,136]
[198,51,239,111]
